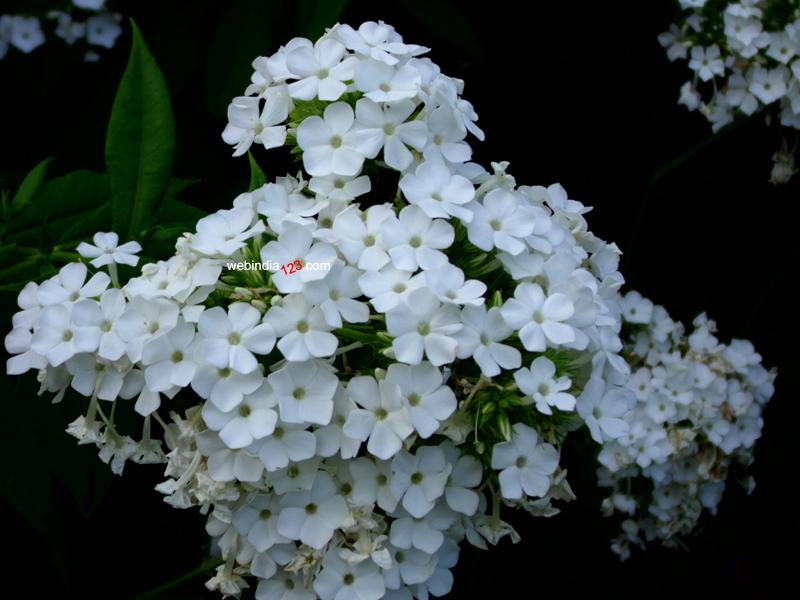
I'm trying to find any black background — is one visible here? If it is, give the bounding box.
[1,1,798,597]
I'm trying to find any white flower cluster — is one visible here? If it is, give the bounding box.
[592,291,776,560]
[659,0,800,183]
[3,20,775,599]
[0,0,121,62]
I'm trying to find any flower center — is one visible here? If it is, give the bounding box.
[407,392,421,407]
[363,234,376,247]
[409,236,422,248]
[100,320,112,332]
[330,135,343,148]
[490,219,502,231]
[532,310,545,324]
[62,330,74,342]
[293,387,306,400]
[410,472,423,485]
[431,192,443,202]
[393,283,406,293]
[480,332,491,346]
[239,404,251,417]
[375,407,388,420]
[383,123,396,136]
[297,320,310,333]
[228,332,241,345]
[259,509,271,520]
[417,322,431,335]
[343,573,355,586]
[172,350,184,363]
[333,178,346,189]
[515,456,527,468]
[316,68,329,79]
[379,82,391,92]
[69,291,80,301]
[305,503,318,515]
[329,289,340,301]
[218,367,231,379]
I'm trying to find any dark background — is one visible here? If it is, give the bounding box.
[1,1,797,597]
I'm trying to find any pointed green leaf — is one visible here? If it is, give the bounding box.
[106,20,176,240]
[248,152,267,191]
[9,157,53,215]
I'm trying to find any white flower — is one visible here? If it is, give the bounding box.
[261,223,337,293]
[191,362,263,412]
[399,160,475,222]
[385,288,462,366]
[314,552,385,600]
[86,13,121,49]
[332,204,393,270]
[116,297,179,362]
[141,318,197,391]
[232,494,289,552]
[354,59,421,102]
[30,304,99,366]
[4,326,46,375]
[491,423,559,500]
[71,289,127,361]
[620,290,654,324]
[500,283,576,351]
[748,67,788,104]
[196,430,264,482]
[286,38,356,101]
[256,571,315,600]
[390,445,452,518]
[8,16,44,53]
[467,189,536,255]
[308,173,371,202]
[384,545,437,588]
[36,262,110,307]
[381,205,453,271]
[277,472,349,549]
[297,102,377,176]
[302,262,370,328]
[314,387,362,459]
[453,305,521,377]
[576,377,633,443]
[688,45,725,81]
[351,98,428,171]
[336,21,427,65]
[358,265,425,312]
[202,381,278,448]
[443,450,482,515]
[252,180,326,234]
[265,294,338,361]
[385,362,456,438]
[424,264,486,306]
[349,457,398,511]
[514,356,575,415]
[343,376,414,460]
[253,423,317,471]
[388,504,457,554]
[77,232,142,267]
[191,208,266,256]
[66,354,128,401]
[422,106,472,164]
[268,359,338,426]
[223,91,290,157]
[198,303,275,373]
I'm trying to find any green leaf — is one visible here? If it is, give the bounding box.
[5,170,111,248]
[296,0,348,39]
[9,157,53,215]
[106,20,176,240]
[204,0,275,118]
[248,152,267,191]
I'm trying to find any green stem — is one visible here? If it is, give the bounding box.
[131,557,223,600]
